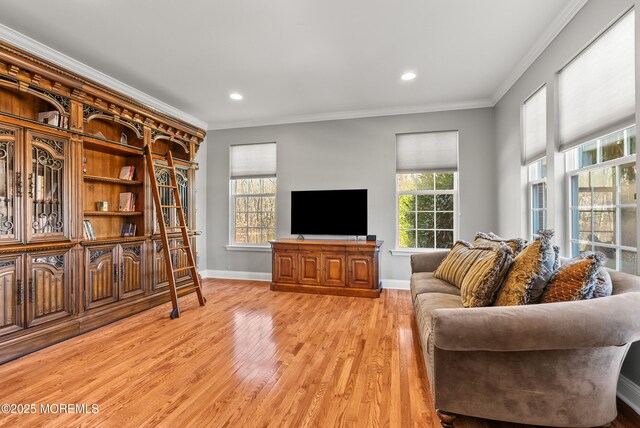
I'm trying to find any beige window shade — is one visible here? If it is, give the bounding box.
[229,142,277,179]
[558,10,635,151]
[396,131,458,173]
[523,86,547,164]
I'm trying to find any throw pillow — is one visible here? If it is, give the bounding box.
[494,230,559,306]
[460,243,513,307]
[473,232,526,256]
[593,267,613,298]
[434,240,492,288]
[541,252,605,303]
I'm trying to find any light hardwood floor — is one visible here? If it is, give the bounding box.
[0,279,638,428]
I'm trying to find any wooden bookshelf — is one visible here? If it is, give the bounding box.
[83,175,143,186]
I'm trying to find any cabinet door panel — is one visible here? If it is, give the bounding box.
[0,123,21,244]
[347,255,373,288]
[120,243,144,298]
[85,246,117,309]
[0,257,22,336]
[273,252,297,284]
[322,254,346,287]
[298,252,321,285]
[26,131,70,242]
[27,251,71,327]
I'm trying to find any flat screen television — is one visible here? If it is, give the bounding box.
[291,189,368,236]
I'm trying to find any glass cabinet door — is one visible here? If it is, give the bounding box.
[153,164,190,234]
[26,131,69,242]
[0,124,20,244]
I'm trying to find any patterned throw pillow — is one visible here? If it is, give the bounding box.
[494,230,559,306]
[541,252,605,303]
[460,243,513,307]
[593,267,613,298]
[473,232,526,256]
[434,241,495,288]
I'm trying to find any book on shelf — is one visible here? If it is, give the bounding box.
[35,174,45,201]
[119,192,136,211]
[83,220,97,240]
[121,223,137,237]
[37,111,68,128]
[118,165,136,180]
[93,131,106,139]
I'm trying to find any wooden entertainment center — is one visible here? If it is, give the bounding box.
[270,239,382,298]
[0,40,205,363]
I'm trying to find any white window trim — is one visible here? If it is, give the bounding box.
[529,178,547,239]
[228,179,277,247]
[393,173,459,253]
[566,154,637,271]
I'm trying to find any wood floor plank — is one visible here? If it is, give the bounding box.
[0,279,638,428]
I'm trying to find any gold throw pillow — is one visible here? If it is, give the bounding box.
[434,241,488,288]
[473,232,526,256]
[460,243,513,307]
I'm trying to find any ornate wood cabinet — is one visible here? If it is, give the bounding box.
[270,239,382,298]
[0,39,205,363]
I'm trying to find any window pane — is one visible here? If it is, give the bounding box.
[399,229,416,248]
[235,228,247,243]
[417,195,434,211]
[248,212,261,227]
[398,195,415,211]
[621,207,637,248]
[397,174,417,191]
[594,245,616,269]
[417,212,434,229]
[436,212,454,229]
[262,197,276,212]
[621,250,637,274]
[601,130,625,162]
[435,173,454,190]
[579,142,597,168]
[435,231,454,249]
[620,163,636,204]
[435,194,453,211]
[574,172,591,207]
[399,209,415,229]
[417,230,434,248]
[532,210,544,234]
[416,173,435,190]
[235,212,247,227]
[577,210,592,241]
[263,178,277,194]
[247,228,261,244]
[591,167,615,206]
[629,126,636,155]
[593,209,615,244]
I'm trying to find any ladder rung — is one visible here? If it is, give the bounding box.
[169,245,189,251]
[161,205,180,208]
[157,184,177,189]
[173,266,195,273]
[165,226,187,230]
[154,164,172,170]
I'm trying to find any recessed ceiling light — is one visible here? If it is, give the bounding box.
[401,72,416,81]
[230,92,243,100]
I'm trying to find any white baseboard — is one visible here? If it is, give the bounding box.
[201,270,410,290]
[618,375,640,415]
[381,279,410,290]
[201,270,271,282]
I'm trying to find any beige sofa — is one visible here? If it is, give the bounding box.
[410,250,640,427]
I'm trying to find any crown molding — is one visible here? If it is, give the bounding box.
[491,0,589,105]
[0,23,208,130]
[207,98,494,130]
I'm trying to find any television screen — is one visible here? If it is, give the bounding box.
[291,189,368,236]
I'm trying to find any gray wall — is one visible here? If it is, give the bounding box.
[206,107,496,280]
[494,0,640,387]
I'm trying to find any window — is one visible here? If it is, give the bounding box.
[229,143,276,245]
[566,126,636,274]
[396,131,458,250]
[528,158,547,237]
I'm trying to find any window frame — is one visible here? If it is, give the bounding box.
[394,172,458,252]
[527,157,547,239]
[228,177,277,248]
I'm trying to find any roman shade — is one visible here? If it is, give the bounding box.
[229,142,277,179]
[558,10,635,151]
[523,86,547,164]
[396,131,459,173]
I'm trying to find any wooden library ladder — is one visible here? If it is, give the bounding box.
[145,147,206,318]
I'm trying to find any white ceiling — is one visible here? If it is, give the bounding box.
[0,0,584,129]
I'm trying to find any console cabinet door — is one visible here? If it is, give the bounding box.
[347,255,374,288]
[298,252,321,285]
[152,240,170,291]
[120,242,144,299]
[0,256,22,337]
[322,254,346,287]
[0,123,22,245]
[25,131,70,243]
[26,250,72,327]
[273,252,297,284]
[85,245,117,310]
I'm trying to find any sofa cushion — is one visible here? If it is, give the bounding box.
[414,292,464,340]
[460,243,513,307]
[411,272,460,302]
[474,232,526,256]
[434,241,494,287]
[541,252,605,303]
[495,230,559,306]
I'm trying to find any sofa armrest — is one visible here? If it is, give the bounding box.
[410,251,449,273]
[431,292,640,352]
